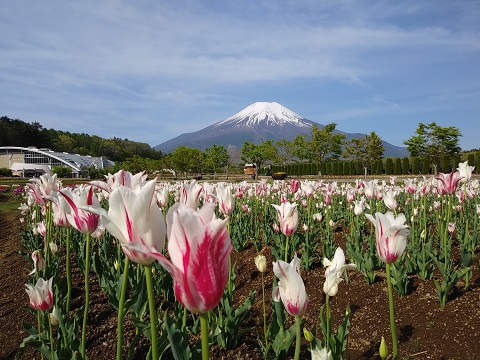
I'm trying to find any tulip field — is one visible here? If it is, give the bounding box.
[1,165,480,359]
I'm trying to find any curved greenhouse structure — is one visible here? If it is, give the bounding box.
[0,146,114,178]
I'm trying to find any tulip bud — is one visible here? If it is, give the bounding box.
[50,306,60,326]
[448,222,456,235]
[303,327,314,342]
[345,303,351,316]
[255,255,267,273]
[49,241,58,255]
[379,336,388,360]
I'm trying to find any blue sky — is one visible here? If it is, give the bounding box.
[1,1,479,150]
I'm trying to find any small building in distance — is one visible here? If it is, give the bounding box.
[0,146,114,178]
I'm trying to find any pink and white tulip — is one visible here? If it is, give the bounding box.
[272,254,309,317]
[29,250,45,276]
[59,185,100,234]
[272,202,299,237]
[90,169,146,198]
[25,277,54,311]
[84,179,166,265]
[435,171,463,195]
[143,203,233,314]
[216,184,235,215]
[366,212,410,264]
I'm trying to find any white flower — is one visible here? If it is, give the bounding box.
[310,346,332,360]
[457,160,475,183]
[323,247,356,297]
[254,254,267,273]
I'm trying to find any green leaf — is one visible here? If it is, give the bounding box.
[272,324,296,354]
[164,312,192,360]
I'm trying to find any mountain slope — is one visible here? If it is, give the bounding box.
[154,102,408,158]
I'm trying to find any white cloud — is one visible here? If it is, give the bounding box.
[0,1,479,149]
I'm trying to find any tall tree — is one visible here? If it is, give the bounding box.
[292,124,345,172]
[241,139,278,174]
[275,139,294,168]
[404,122,461,174]
[204,144,229,178]
[169,146,204,179]
[343,131,385,177]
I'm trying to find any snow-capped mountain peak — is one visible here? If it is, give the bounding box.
[214,102,312,128]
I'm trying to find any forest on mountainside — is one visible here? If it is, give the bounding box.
[0,116,162,162]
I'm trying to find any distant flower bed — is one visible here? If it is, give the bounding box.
[272,172,287,180]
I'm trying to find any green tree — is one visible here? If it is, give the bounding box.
[54,134,76,152]
[441,156,451,173]
[204,144,229,178]
[343,131,385,177]
[385,158,394,175]
[275,139,294,168]
[412,157,420,175]
[421,159,430,174]
[241,140,278,177]
[394,158,402,175]
[292,124,345,174]
[119,155,150,174]
[467,153,474,167]
[404,122,461,174]
[169,146,204,179]
[52,166,72,178]
[401,157,410,175]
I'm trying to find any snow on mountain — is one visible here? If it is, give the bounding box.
[154,101,409,158]
[213,102,312,128]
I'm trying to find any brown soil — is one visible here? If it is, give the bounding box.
[1,200,480,360]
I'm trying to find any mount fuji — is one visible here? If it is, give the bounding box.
[154,102,408,158]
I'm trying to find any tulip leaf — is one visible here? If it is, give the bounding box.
[272,324,296,356]
[164,311,192,360]
[15,334,56,360]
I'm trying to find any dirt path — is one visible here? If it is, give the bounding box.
[0,207,33,360]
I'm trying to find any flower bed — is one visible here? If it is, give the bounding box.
[7,165,480,360]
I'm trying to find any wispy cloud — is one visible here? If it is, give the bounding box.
[0,1,479,149]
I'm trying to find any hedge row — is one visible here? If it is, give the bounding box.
[268,153,478,177]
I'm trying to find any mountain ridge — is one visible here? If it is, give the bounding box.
[154,102,409,158]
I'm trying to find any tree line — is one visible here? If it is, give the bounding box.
[0,116,162,162]
[1,115,476,178]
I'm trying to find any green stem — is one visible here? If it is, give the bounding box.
[116,257,130,360]
[228,255,233,297]
[44,205,52,275]
[294,316,302,360]
[117,242,122,278]
[145,264,158,360]
[261,272,268,348]
[199,312,210,360]
[81,233,91,358]
[386,263,398,360]
[65,227,71,314]
[325,294,331,353]
[445,197,450,262]
[37,310,44,360]
[284,234,289,262]
[48,310,55,360]
[182,307,187,334]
